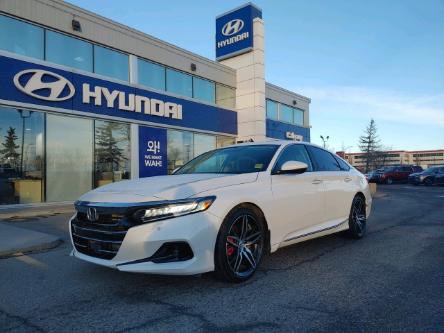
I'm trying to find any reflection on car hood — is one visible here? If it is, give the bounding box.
[78,173,259,203]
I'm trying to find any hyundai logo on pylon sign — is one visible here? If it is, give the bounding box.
[221,19,244,36]
[13,69,75,102]
[215,3,262,60]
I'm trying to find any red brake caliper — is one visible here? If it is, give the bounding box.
[226,236,235,256]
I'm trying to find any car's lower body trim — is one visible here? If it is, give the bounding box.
[284,219,349,242]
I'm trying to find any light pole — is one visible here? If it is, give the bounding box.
[18,109,33,177]
[320,135,329,149]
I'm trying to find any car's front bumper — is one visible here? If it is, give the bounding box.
[69,211,222,275]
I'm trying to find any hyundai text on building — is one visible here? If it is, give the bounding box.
[0,0,311,205]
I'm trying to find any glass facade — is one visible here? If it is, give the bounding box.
[280,104,293,123]
[94,45,129,81]
[46,114,93,202]
[216,136,236,148]
[0,107,44,204]
[266,100,278,120]
[266,99,305,126]
[216,84,236,109]
[94,120,131,187]
[167,130,194,174]
[166,69,193,98]
[0,109,138,204]
[194,133,216,157]
[45,30,93,71]
[138,59,166,91]
[193,77,215,103]
[294,108,304,126]
[0,14,236,105]
[0,15,44,59]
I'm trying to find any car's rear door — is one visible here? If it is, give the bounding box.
[306,145,355,224]
[270,144,325,239]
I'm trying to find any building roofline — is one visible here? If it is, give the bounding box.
[265,82,311,103]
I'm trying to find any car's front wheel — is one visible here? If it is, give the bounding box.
[386,177,394,185]
[424,177,433,186]
[214,206,265,283]
[347,195,367,239]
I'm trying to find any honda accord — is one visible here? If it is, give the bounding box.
[70,141,372,282]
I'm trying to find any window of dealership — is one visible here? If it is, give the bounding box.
[0,106,233,204]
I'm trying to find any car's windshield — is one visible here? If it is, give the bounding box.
[175,144,279,174]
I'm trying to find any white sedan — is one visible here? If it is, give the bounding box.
[70,141,371,282]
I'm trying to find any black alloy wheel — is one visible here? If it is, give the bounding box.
[348,195,367,239]
[424,177,433,186]
[214,206,265,282]
[386,177,394,185]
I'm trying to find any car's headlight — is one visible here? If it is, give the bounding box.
[132,196,215,223]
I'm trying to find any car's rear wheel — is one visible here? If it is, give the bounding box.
[386,177,393,185]
[347,195,367,239]
[214,206,265,283]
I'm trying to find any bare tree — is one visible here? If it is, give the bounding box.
[373,145,392,170]
[358,119,381,173]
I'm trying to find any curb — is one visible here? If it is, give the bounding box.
[0,238,63,259]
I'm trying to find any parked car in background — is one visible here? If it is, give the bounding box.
[409,166,444,186]
[69,141,372,282]
[374,165,423,184]
[433,169,444,185]
[367,168,385,183]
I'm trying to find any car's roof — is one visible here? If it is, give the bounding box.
[225,140,323,149]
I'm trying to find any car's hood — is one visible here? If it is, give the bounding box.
[77,173,259,203]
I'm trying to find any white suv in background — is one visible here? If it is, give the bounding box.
[70,141,372,282]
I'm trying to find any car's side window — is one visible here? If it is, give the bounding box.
[274,144,313,172]
[307,146,341,171]
[334,155,351,171]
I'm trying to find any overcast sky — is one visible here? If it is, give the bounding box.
[68,0,444,152]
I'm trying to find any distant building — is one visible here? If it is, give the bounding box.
[337,149,444,171]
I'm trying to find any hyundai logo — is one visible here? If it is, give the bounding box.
[86,207,99,222]
[13,69,75,102]
[221,19,244,36]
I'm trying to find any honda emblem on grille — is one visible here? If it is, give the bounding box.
[86,207,99,222]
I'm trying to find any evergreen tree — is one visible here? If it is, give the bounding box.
[95,122,126,174]
[0,127,20,169]
[358,119,381,173]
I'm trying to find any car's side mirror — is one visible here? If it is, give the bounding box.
[277,161,308,174]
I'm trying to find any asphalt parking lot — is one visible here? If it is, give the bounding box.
[1,184,443,333]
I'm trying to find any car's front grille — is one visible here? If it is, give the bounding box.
[71,209,132,260]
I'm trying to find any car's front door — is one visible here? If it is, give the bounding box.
[306,145,354,224]
[270,144,325,241]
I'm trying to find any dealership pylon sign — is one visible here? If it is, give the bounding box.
[215,3,262,60]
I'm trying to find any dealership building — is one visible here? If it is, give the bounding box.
[0,0,311,205]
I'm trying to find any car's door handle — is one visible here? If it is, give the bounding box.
[344,177,352,182]
[312,179,323,184]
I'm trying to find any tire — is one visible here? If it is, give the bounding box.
[424,177,433,186]
[386,177,393,185]
[347,195,367,239]
[214,206,266,283]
